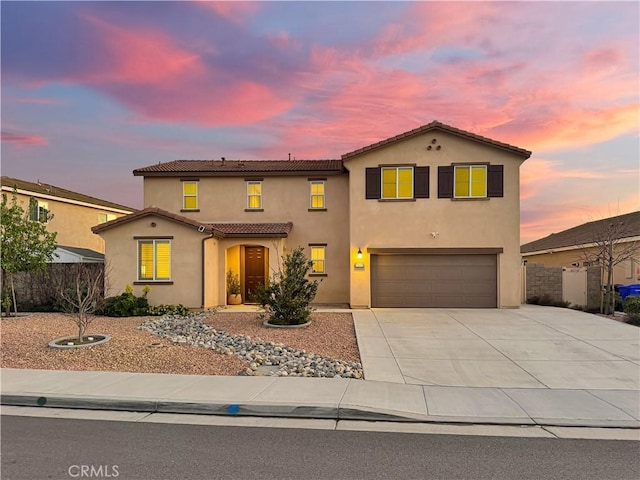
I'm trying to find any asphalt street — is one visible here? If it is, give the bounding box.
[1,415,639,480]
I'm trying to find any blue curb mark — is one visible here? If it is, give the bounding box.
[37,397,47,406]
[227,404,240,415]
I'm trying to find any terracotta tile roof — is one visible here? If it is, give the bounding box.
[133,159,344,176]
[210,222,293,238]
[91,206,221,235]
[521,211,640,254]
[341,120,532,160]
[92,206,293,238]
[1,176,135,213]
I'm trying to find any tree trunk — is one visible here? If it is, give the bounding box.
[77,313,85,343]
[9,273,17,316]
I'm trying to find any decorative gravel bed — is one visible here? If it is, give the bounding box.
[0,311,361,378]
[141,313,363,378]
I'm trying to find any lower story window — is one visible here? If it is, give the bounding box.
[311,246,325,274]
[138,240,171,281]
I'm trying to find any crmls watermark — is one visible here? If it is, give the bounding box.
[68,465,119,478]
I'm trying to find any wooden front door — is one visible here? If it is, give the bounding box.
[244,246,265,303]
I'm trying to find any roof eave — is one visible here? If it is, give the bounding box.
[133,169,345,177]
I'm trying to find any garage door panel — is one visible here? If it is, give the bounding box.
[371,254,497,308]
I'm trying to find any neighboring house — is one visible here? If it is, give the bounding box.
[92,121,531,309]
[1,176,135,256]
[521,211,640,286]
[52,246,105,263]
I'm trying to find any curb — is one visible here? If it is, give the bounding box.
[3,394,638,429]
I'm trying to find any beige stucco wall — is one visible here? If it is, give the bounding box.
[143,174,351,305]
[3,190,130,254]
[345,130,526,308]
[523,245,639,286]
[99,214,211,308]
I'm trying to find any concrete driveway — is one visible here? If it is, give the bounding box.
[353,305,640,390]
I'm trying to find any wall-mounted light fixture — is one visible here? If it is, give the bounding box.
[357,247,363,260]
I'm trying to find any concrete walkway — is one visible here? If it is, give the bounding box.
[1,305,638,430]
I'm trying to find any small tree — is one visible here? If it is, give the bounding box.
[256,246,320,325]
[1,190,57,314]
[581,214,639,315]
[53,263,106,342]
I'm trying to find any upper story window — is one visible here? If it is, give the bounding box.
[310,181,325,209]
[454,165,486,198]
[98,213,116,224]
[437,164,503,199]
[138,240,171,281]
[382,167,413,199]
[366,166,429,200]
[29,198,49,222]
[247,181,262,210]
[182,181,198,210]
[310,245,326,274]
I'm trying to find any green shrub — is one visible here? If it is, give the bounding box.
[614,292,623,312]
[526,294,570,308]
[256,246,320,326]
[102,288,150,317]
[623,295,640,326]
[147,304,189,316]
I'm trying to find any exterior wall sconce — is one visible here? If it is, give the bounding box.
[357,247,363,260]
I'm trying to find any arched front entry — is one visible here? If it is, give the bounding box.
[224,242,273,305]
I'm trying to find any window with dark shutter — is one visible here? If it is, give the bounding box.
[438,166,454,198]
[414,166,430,198]
[365,168,381,199]
[487,165,504,197]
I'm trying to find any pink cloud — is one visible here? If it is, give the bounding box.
[521,195,639,245]
[79,15,204,86]
[1,131,48,146]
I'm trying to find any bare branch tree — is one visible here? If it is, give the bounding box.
[580,216,639,314]
[53,263,107,342]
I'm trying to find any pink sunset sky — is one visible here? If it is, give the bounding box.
[1,1,638,244]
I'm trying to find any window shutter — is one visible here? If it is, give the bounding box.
[414,166,430,198]
[487,165,504,197]
[437,166,453,198]
[365,168,381,199]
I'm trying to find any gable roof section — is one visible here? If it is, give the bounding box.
[92,206,293,238]
[341,120,532,160]
[91,206,223,235]
[1,176,135,213]
[521,211,640,254]
[133,160,345,177]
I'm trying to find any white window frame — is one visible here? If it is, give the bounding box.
[182,181,198,210]
[137,239,171,282]
[309,180,325,209]
[247,181,262,209]
[310,245,326,274]
[98,212,116,224]
[381,166,414,199]
[454,165,487,199]
[29,198,49,222]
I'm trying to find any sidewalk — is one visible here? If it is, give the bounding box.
[1,368,638,428]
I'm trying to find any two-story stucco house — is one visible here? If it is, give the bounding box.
[1,176,135,258]
[93,121,531,309]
